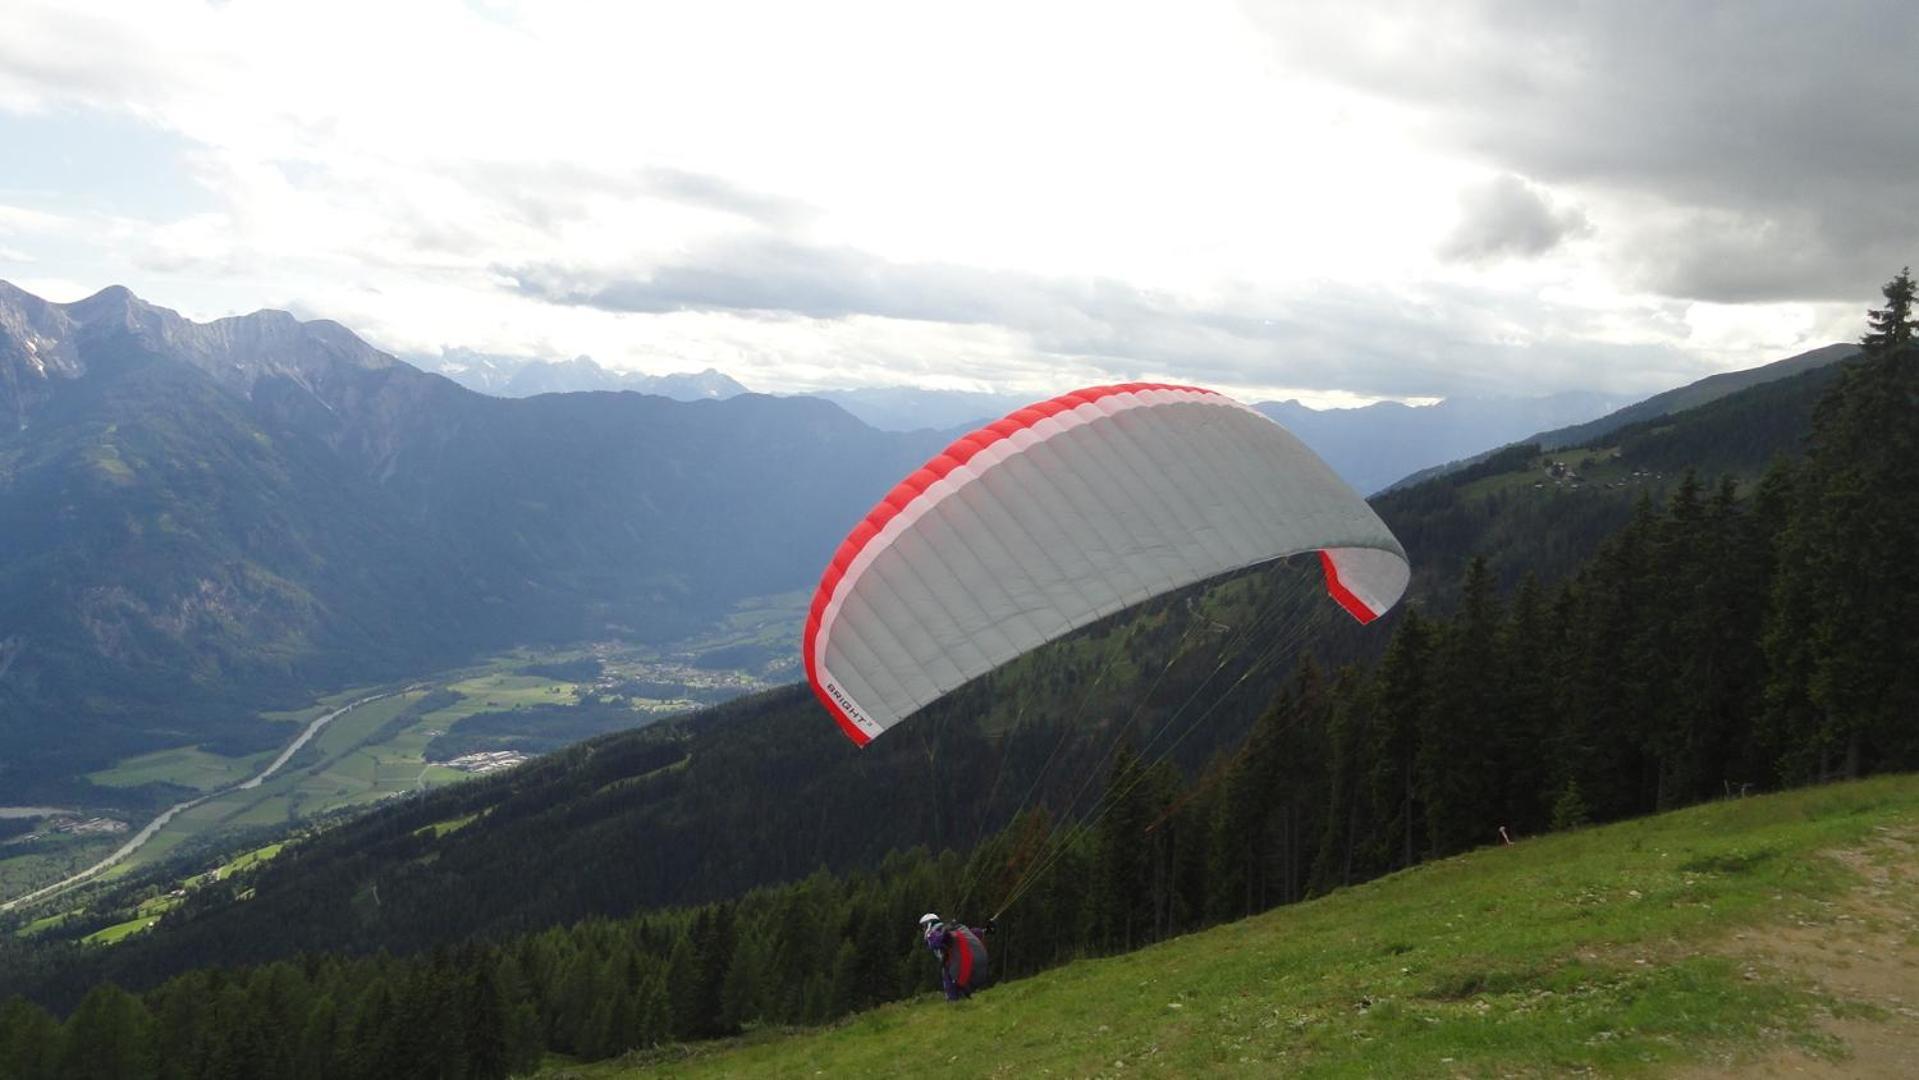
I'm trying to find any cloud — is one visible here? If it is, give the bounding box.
[504,239,1054,325]
[503,238,1700,399]
[0,1,1880,403]
[1439,174,1589,264]
[450,161,813,237]
[1249,0,1919,302]
[641,168,814,230]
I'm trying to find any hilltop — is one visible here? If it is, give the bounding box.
[1389,342,1857,491]
[579,775,1919,1078]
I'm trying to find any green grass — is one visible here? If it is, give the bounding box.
[575,775,1919,1079]
[20,839,294,944]
[210,842,284,879]
[82,915,159,946]
[416,813,481,839]
[134,893,182,918]
[85,745,275,792]
[15,909,82,938]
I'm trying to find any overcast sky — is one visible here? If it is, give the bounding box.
[1,1,1912,406]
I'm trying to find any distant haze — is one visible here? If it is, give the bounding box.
[414,350,749,401]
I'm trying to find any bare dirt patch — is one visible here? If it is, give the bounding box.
[1681,826,1919,1078]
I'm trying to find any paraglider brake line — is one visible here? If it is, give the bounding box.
[990,575,1316,920]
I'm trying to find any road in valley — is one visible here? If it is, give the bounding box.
[0,688,408,913]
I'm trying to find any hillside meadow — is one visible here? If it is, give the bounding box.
[569,774,1919,1078]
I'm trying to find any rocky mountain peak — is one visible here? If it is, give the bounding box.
[0,282,417,425]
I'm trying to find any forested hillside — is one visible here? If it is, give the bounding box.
[2,274,1911,1079]
[1388,341,1857,489]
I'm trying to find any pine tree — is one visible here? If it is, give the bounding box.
[461,966,511,1080]
[665,932,702,1040]
[1549,779,1592,831]
[1419,557,1502,855]
[1265,658,1330,908]
[1770,268,1919,779]
[1368,609,1431,870]
[1307,666,1375,893]
[1760,458,1824,781]
[58,984,155,1080]
[720,932,769,1031]
[694,904,737,1037]
[1860,267,1916,353]
[0,996,63,1080]
[1496,574,1555,834]
[1090,741,1153,951]
[291,993,341,1080]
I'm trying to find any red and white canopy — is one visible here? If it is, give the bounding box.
[804,383,1409,746]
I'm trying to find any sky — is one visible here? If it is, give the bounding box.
[1,0,1912,407]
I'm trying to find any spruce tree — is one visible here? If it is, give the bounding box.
[1496,574,1555,834]
[1419,557,1502,855]
[1861,266,1916,353]
[1771,267,1919,778]
[57,984,155,1080]
[0,996,63,1080]
[1368,610,1431,870]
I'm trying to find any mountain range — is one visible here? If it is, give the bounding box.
[0,281,1860,801]
[0,283,944,793]
[438,361,1860,501]
[411,359,1652,496]
[1254,391,1626,495]
[412,349,749,400]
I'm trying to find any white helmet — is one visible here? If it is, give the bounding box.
[918,912,941,929]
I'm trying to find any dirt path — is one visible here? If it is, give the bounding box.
[1682,826,1919,1078]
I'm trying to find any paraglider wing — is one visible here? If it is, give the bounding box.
[804,382,1409,746]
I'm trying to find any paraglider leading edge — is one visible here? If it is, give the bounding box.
[803,382,1409,747]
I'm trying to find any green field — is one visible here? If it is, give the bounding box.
[571,775,1919,1078]
[15,908,83,939]
[86,744,279,792]
[416,813,481,839]
[82,914,159,946]
[19,837,293,944]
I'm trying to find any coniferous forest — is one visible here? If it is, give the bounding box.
[1,273,1914,1079]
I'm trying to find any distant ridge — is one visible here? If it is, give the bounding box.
[805,386,1033,433]
[1253,391,1625,495]
[1387,342,1859,490]
[414,348,748,401]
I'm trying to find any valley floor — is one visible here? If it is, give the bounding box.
[551,775,1919,1079]
[2,598,801,913]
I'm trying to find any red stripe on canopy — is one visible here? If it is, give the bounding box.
[803,383,1215,742]
[1319,550,1381,625]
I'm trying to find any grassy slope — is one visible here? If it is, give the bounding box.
[580,775,1919,1078]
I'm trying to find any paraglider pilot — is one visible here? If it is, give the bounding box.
[919,913,992,1001]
